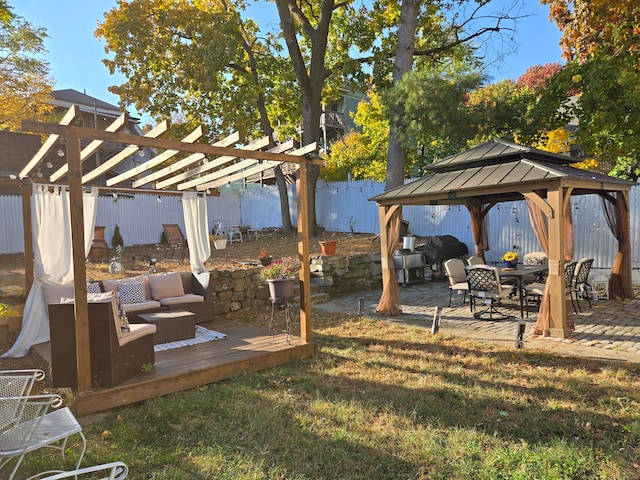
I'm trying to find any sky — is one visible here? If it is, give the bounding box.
[12,0,564,117]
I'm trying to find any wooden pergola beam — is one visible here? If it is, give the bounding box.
[82,120,169,184]
[107,126,203,186]
[131,131,240,188]
[19,106,79,179]
[49,113,129,182]
[22,122,324,167]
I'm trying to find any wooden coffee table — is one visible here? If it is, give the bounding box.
[137,310,196,344]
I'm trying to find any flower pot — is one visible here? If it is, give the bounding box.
[213,238,227,250]
[259,256,273,266]
[267,278,296,301]
[503,259,518,268]
[319,240,337,255]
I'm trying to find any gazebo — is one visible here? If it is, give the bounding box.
[3,106,322,414]
[371,139,635,337]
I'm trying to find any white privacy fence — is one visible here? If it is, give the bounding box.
[0,180,638,272]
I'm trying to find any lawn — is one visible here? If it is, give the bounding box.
[21,313,640,479]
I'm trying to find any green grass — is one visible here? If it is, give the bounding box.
[23,314,640,479]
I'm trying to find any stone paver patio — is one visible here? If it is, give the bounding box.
[314,279,640,363]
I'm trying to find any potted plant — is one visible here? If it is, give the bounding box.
[501,251,519,268]
[260,256,299,301]
[258,247,272,266]
[210,233,227,250]
[319,239,337,255]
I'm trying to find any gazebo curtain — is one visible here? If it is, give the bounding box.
[601,192,630,299]
[2,184,98,358]
[464,199,490,262]
[182,191,211,274]
[526,195,574,336]
[376,208,402,316]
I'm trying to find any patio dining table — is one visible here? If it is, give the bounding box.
[498,264,548,318]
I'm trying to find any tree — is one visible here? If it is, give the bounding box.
[542,0,640,179]
[0,2,52,131]
[97,0,300,231]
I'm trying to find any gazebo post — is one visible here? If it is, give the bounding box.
[547,188,571,337]
[621,191,633,298]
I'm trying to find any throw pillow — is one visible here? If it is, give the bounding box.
[148,272,185,300]
[115,294,130,332]
[118,282,145,304]
[86,281,102,293]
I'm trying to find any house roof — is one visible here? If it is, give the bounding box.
[371,139,634,206]
[51,89,139,122]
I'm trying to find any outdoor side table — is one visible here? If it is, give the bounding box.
[138,310,196,344]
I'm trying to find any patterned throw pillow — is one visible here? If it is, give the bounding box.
[117,282,145,304]
[86,281,102,293]
[115,294,130,332]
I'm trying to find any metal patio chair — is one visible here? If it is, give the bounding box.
[444,258,469,307]
[37,461,128,479]
[466,265,514,320]
[571,258,594,313]
[0,394,86,480]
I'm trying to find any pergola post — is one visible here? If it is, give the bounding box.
[21,183,34,293]
[67,132,92,392]
[297,160,312,343]
[547,188,571,337]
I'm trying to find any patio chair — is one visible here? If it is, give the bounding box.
[37,461,128,479]
[162,224,188,260]
[571,258,594,313]
[443,258,469,307]
[524,260,577,316]
[0,369,45,398]
[466,255,484,266]
[0,394,86,480]
[466,265,513,320]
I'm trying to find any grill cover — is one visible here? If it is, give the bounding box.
[418,235,468,265]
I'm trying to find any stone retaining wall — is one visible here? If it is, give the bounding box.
[209,253,383,314]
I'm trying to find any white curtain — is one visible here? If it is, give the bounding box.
[182,191,211,273]
[2,185,98,358]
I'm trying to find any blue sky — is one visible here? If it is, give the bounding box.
[12,0,564,115]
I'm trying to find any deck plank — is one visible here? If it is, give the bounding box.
[32,318,315,415]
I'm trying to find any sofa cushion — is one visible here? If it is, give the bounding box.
[159,294,205,306]
[43,284,75,306]
[118,323,156,347]
[148,272,185,300]
[102,275,151,300]
[61,291,131,332]
[118,282,146,304]
[87,281,102,293]
[122,300,162,313]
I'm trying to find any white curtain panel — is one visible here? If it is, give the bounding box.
[182,191,211,273]
[2,185,98,358]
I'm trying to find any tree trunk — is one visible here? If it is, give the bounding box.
[274,165,294,233]
[385,0,419,191]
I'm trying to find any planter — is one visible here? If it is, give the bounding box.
[259,256,273,266]
[89,226,109,260]
[319,240,337,255]
[503,260,518,268]
[267,278,296,301]
[212,238,227,250]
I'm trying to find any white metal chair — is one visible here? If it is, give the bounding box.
[0,369,45,398]
[466,265,514,320]
[226,225,243,243]
[443,259,469,307]
[0,394,86,480]
[37,461,128,479]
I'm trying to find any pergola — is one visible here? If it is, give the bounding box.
[372,139,635,337]
[16,106,322,393]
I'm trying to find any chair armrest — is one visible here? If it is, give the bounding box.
[35,461,129,479]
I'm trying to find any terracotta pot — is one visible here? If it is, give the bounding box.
[319,240,337,255]
[267,278,295,301]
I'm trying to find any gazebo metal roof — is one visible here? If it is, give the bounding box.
[371,139,634,206]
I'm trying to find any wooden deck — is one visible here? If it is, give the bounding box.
[32,318,315,416]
